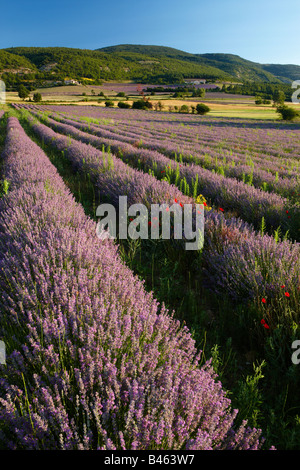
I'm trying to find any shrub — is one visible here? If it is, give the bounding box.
[192,88,206,98]
[105,100,114,107]
[196,103,210,115]
[118,101,131,109]
[33,92,42,102]
[180,105,189,113]
[276,105,299,121]
[132,99,152,110]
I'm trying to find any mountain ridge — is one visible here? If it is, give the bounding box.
[97,45,300,83]
[1,44,299,87]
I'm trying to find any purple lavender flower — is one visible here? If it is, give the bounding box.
[0,116,271,450]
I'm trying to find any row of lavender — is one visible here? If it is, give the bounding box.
[46,104,300,165]
[0,116,270,450]
[24,105,300,207]
[50,107,300,200]
[78,117,300,197]
[72,112,300,168]
[67,109,300,190]
[39,105,300,187]
[16,107,300,318]
[22,105,299,241]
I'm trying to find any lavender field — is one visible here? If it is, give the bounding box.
[0,103,299,450]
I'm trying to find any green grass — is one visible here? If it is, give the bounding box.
[209,107,279,120]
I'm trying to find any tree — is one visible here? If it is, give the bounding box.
[18,84,29,100]
[273,90,285,106]
[105,100,114,107]
[192,88,206,98]
[196,103,210,115]
[33,92,42,102]
[276,105,299,121]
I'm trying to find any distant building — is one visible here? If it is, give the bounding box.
[64,79,81,85]
[183,79,206,85]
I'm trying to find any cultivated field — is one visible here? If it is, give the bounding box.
[6,82,299,120]
[0,100,299,450]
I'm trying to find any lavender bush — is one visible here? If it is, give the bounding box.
[0,116,273,450]
[20,110,300,321]
[26,107,298,239]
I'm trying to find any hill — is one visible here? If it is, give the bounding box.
[1,44,299,90]
[98,45,299,84]
[195,53,283,83]
[0,50,36,74]
[2,46,233,86]
[260,63,300,82]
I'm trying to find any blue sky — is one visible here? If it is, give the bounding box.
[1,0,299,65]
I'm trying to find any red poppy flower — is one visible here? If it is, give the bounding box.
[219,207,224,212]
[261,319,269,329]
[285,292,290,297]
[281,285,285,288]
[261,298,267,304]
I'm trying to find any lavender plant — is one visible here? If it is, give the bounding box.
[0,117,272,450]
[20,110,300,326]
[26,107,299,240]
